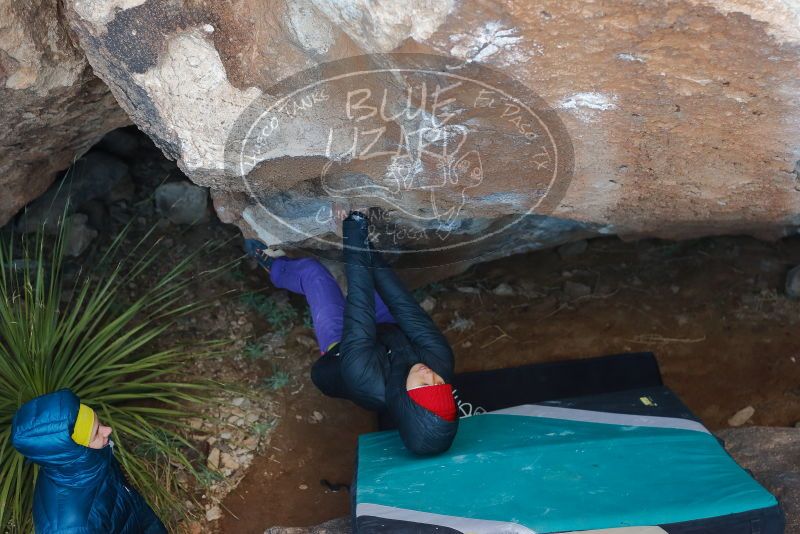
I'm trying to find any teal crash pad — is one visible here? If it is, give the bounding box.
[355,408,778,533]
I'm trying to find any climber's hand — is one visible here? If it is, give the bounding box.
[342,210,371,253]
[345,210,368,223]
[332,204,368,234]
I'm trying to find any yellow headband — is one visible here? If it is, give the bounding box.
[71,404,96,447]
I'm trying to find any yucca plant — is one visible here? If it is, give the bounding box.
[0,218,229,532]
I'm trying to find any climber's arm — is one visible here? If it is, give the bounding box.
[372,254,455,381]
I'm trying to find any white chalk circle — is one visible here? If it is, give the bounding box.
[225,54,574,265]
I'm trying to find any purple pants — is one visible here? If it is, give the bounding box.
[269,257,395,353]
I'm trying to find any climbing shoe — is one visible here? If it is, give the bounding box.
[244,239,285,272]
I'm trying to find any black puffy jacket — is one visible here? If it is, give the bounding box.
[311,214,458,455]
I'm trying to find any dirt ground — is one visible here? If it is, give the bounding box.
[219,233,800,533]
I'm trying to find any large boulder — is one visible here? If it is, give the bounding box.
[0,0,129,227]
[61,0,800,269]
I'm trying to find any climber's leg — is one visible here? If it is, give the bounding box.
[374,292,396,325]
[269,257,346,353]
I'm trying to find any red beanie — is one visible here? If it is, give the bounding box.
[407,384,457,422]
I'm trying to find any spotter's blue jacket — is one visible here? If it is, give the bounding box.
[11,389,166,534]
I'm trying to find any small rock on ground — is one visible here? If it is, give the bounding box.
[221,451,240,470]
[205,505,223,522]
[492,283,515,297]
[456,286,480,295]
[207,447,220,470]
[64,213,97,257]
[420,296,437,313]
[728,405,755,427]
[154,181,209,225]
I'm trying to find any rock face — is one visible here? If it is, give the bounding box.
[718,427,800,533]
[61,0,800,268]
[0,0,129,227]
[15,150,130,233]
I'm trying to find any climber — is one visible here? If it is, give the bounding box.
[11,389,166,534]
[245,211,458,455]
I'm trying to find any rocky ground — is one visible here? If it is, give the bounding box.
[5,128,800,533]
